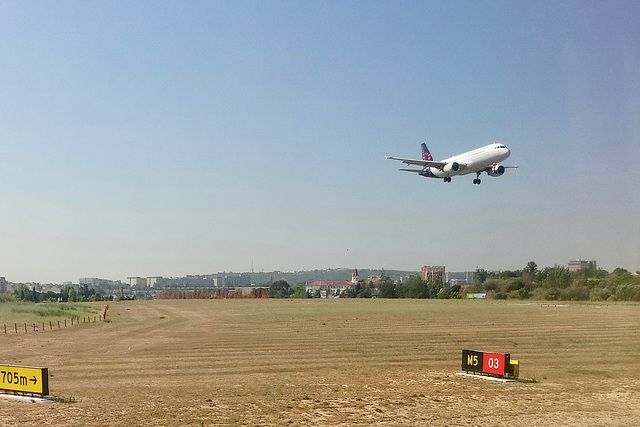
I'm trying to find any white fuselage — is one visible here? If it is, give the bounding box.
[427,143,510,178]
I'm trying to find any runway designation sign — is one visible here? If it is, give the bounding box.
[461,349,518,379]
[0,364,49,395]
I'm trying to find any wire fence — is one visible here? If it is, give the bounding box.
[2,304,109,335]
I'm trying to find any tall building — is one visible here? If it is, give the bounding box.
[79,278,121,288]
[0,277,7,293]
[147,277,162,287]
[128,277,147,287]
[421,266,445,286]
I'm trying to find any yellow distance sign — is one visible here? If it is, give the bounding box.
[0,365,49,395]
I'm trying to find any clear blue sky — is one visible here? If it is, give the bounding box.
[1,1,638,283]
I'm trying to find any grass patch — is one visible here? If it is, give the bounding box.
[11,303,96,317]
[0,302,99,323]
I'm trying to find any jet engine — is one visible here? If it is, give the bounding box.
[488,165,505,177]
[443,162,459,173]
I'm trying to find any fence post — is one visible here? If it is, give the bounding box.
[15,323,17,333]
[58,320,60,328]
[64,319,67,327]
[24,323,27,333]
[4,324,6,334]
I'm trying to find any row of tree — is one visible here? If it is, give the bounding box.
[5,284,109,303]
[270,263,640,301]
[470,262,640,301]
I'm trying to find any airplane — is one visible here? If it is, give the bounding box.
[386,142,518,184]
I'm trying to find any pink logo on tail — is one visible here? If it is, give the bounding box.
[421,143,433,161]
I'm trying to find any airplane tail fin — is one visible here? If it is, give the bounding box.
[421,143,433,161]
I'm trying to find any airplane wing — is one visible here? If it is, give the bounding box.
[385,156,446,170]
[398,168,426,173]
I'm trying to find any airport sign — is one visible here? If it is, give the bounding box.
[0,364,49,395]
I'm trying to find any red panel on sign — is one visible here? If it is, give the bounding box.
[482,352,506,375]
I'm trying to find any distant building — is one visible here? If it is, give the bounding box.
[128,277,147,287]
[215,274,251,287]
[421,266,446,286]
[568,260,597,272]
[306,269,360,298]
[147,277,162,287]
[306,280,355,298]
[80,278,121,288]
[446,271,474,286]
[0,277,7,293]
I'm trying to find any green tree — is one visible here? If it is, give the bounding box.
[16,284,27,301]
[542,265,571,289]
[399,276,428,298]
[68,287,77,302]
[437,287,452,299]
[427,280,444,298]
[61,286,73,302]
[290,283,307,298]
[357,284,372,298]
[525,261,538,275]
[269,280,291,298]
[473,269,489,291]
[614,283,640,301]
[378,276,397,298]
[483,279,499,292]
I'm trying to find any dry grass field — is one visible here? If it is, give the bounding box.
[0,298,639,426]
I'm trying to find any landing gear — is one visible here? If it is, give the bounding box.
[443,177,452,183]
[473,173,481,185]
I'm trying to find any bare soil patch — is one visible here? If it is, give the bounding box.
[0,299,639,426]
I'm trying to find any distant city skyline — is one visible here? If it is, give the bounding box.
[1,258,618,285]
[1,2,638,284]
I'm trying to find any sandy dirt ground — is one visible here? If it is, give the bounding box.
[0,299,639,426]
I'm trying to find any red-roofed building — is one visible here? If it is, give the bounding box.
[306,268,362,298]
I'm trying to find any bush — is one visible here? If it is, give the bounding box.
[483,280,499,292]
[494,291,507,300]
[589,287,611,301]
[437,288,452,299]
[506,279,525,292]
[544,287,562,300]
[564,285,590,301]
[614,284,640,301]
[0,292,17,303]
